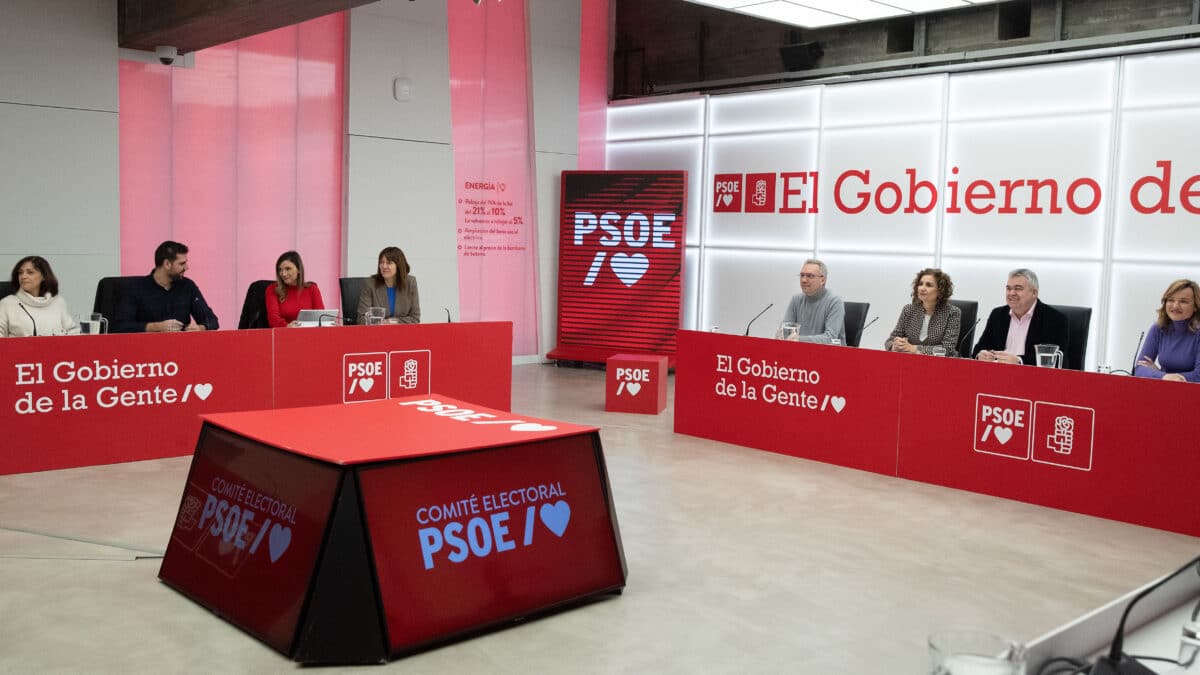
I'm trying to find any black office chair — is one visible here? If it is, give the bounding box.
[93,276,140,331]
[339,276,370,325]
[238,279,275,329]
[843,301,870,348]
[949,299,978,357]
[1055,305,1092,371]
[0,281,12,298]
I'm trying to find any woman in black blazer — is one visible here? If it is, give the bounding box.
[885,268,962,356]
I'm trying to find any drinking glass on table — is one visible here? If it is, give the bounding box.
[78,313,108,335]
[928,630,1025,675]
[775,322,801,341]
[364,307,386,326]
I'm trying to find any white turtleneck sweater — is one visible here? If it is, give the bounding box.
[0,289,79,337]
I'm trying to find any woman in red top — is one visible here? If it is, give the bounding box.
[265,251,325,327]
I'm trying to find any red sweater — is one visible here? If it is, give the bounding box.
[265,283,325,327]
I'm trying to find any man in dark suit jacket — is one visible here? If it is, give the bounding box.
[972,268,1069,365]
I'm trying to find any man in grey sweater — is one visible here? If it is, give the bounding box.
[780,259,845,344]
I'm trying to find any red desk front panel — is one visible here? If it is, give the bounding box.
[675,329,1200,537]
[272,322,512,411]
[0,323,512,475]
[674,329,902,476]
[896,355,1200,537]
[0,331,273,475]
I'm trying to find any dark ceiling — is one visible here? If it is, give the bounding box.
[118,0,377,54]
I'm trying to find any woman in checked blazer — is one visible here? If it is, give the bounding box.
[885,268,961,356]
[357,246,420,324]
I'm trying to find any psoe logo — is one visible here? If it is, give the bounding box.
[974,394,1032,460]
[713,173,744,212]
[343,352,388,403]
[572,211,678,288]
[613,365,651,397]
[710,171,818,214]
[389,350,431,396]
[398,398,557,432]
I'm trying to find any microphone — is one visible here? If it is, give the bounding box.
[444,307,452,323]
[743,303,774,336]
[860,316,878,333]
[1129,330,1146,374]
[18,303,37,336]
[1090,554,1200,675]
[317,312,340,327]
[958,318,982,356]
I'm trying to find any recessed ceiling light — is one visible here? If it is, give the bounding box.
[681,0,1002,28]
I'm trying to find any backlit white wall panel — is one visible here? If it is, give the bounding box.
[821,75,944,128]
[818,253,936,349]
[1121,51,1200,110]
[817,123,942,253]
[606,46,1200,370]
[607,99,705,141]
[1106,264,1200,371]
[702,249,814,338]
[1111,108,1200,263]
[706,131,819,249]
[941,257,1102,367]
[942,115,1110,259]
[708,88,820,135]
[607,138,705,247]
[684,247,700,331]
[947,61,1117,121]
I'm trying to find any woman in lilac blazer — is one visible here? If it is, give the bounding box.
[1135,279,1200,383]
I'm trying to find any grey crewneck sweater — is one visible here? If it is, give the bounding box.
[781,287,845,344]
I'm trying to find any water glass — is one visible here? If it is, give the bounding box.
[364,307,386,326]
[775,322,801,341]
[1034,343,1063,368]
[929,630,1025,675]
[78,313,108,335]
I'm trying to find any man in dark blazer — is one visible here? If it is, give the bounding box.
[972,268,1069,365]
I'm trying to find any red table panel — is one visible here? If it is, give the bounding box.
[0,330,273,474]
[675,329,1200,537]
[896,356,1200,536]
[674,330,902,475]
[0,323,512,475]
[272,322,512,411]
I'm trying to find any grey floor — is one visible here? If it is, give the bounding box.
[1,363,1196,673]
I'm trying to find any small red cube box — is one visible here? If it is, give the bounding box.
[605,353,668,414]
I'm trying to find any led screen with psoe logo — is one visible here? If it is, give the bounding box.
[549,171,687,362]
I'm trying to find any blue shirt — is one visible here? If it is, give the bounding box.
[113,273,219,333]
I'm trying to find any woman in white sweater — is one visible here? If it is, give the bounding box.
[0,256,79,337]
